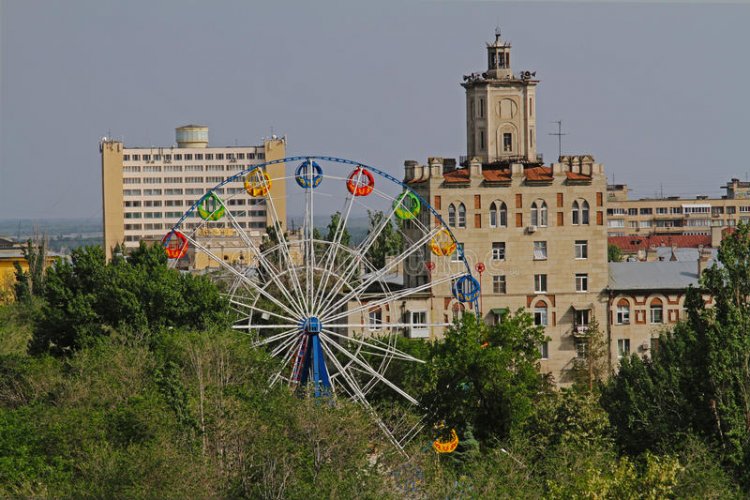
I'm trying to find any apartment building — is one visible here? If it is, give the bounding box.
[607,179,750,237]
[396,32,610,384]
[100,125,286,261]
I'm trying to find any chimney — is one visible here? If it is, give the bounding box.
[404,160,417,181]
[469,157,482,178]
[697,245,712,276]
[428,157,443,178]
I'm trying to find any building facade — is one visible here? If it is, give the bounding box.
[398,33,610,383]
[607,179,750,237]
[101,125,286,261]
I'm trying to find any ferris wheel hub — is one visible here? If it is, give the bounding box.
[301,316,322,335]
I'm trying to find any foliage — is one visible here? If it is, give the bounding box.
[365,210,403,269]
[13,238,50,302]
[418,311,546,442]
[569,316,609,390]
[602,222,750,487]
[30,243,229,355]
[608,243,623,262]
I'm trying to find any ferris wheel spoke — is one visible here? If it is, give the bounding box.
[321,225,443,317]
[269,335,305,388]
[181,232,300,320]
[319,332,419,406]
[312,170,363,311]
[222,205,306,317]
[302,158,316,315]
[249,327,299,348]
[315,197,405,315]
[228,298,300,325]
[318,341,406,454]
[320,328,424,364]
[322,272,463,324]
[263,176,310,315]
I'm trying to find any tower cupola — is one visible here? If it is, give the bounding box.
[486,28,513,79]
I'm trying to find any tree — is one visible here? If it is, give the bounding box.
[570,317,609,391]
[365,210,403,269]
[324,211,351,247]
[30,243,228,355]
[13,238,50,302]
[602,222,750,485]
[419,311,546,442]
[608,243,623,262]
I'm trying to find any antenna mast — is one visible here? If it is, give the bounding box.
[549,120,567,160]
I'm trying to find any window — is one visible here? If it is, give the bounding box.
[123,189,141,196]
[142,154,151,161]
[123,178,141,184]
[640,208,653,215]
[123,166,140,173]
[479,130,485,150]
[575,309,590,329]
[123,154,131,161]
[618,339,631,358]
[534,302,548,326]
[533,241,547,260]
[575,240,588,259]
[534,274,547,293]
[628,208,638,216]
[457,203,466,228]
[616,299,630,324]
[656,207,668,215]
[572,199,590,225]
[368,309,382,330]
[165,188,183,195]
[650,298,663,324]
[448,204,456,227]
[530,200,547,227]
[575,273,588,292]
[539,341,548,359]
[452,303,466,322]
[130,154,140,161]
[452,243,464,262]
[489,201,507,228]
[503,133,512,152]
[492,242,506,260]
[410,311,429,338]
[216,153,224,160]
[492,275,506,294]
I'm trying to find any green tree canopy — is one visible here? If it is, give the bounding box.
[30,243,229,355]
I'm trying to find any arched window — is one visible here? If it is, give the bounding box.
[616,298,630,325]
[534,300,548,327]
[581,200,590,225]
[650,298,663,324]
[448,203,456,227]
[489,201,508,228]
[531,200,547,227]
[457,203,466,228]
[452,302,465,322]
[572,199,590,225]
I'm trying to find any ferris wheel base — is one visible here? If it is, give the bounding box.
[292,332,331,397]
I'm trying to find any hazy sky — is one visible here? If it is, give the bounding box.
[1,1,749,221]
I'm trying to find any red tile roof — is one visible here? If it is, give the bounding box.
[609,234,712,253]
[565,171,592,181]
[442,169,471,184]
[524,166,553,182]
[482,169,511,183]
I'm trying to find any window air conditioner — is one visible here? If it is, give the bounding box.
[527,225,537,233]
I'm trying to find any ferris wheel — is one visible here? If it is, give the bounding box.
[163,156,480,452]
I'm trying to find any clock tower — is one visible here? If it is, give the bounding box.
[462,29,538,165]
